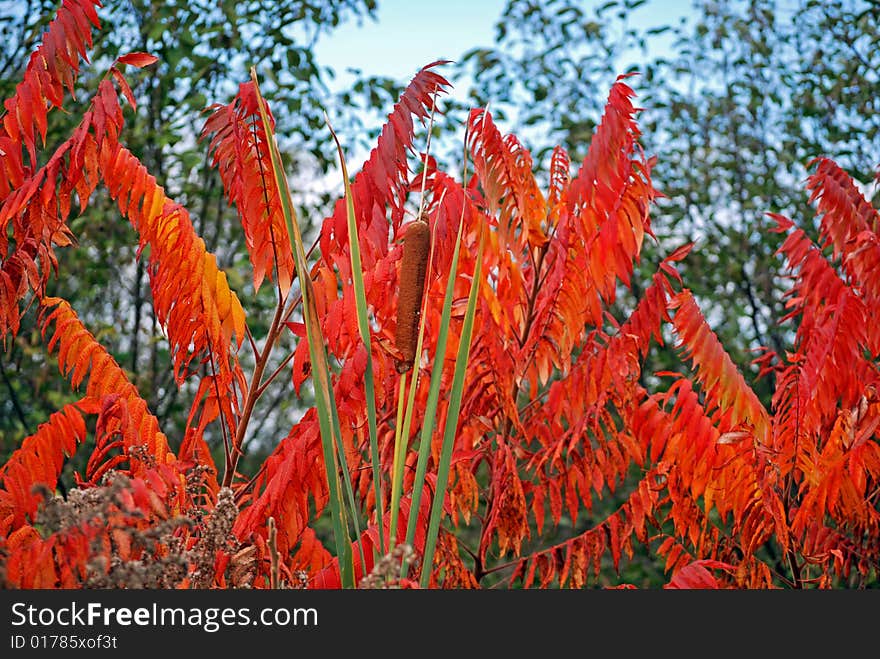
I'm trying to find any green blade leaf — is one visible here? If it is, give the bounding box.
[326,113,386,557]
[419,226,483,587]
[250,69,361,587]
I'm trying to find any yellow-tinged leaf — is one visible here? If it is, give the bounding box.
[148,186,164,222]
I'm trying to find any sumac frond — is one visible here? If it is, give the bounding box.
[0,402,86,533]
[39,297,174,475]
[99,144,246,383]
[0,0,102,193]
[202,82,296,297]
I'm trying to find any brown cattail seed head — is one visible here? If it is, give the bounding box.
[395,217,431,373]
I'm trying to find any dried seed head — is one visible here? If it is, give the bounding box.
[395,217,431,373]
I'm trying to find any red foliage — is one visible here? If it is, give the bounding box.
[201,82,296,298]
[1,3,878,590]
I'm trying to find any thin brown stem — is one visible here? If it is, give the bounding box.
[480,557,521,577]
[222,298,286,487]
[279,235,321,326]
[256,349,296,398]
[205,345,233,476]
[244,324,259,356]
[416,87,440,218]
[233,461,268,506]
[268,516,280,589]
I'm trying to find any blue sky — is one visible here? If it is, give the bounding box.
[305,0,697,180]
[314,0,508,99]
[313,0,696,101]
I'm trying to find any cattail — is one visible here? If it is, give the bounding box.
[395,217,431,373]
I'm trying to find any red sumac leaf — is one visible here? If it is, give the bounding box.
[116,52,159,68]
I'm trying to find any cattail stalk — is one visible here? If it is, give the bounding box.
[395,217,431,373]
